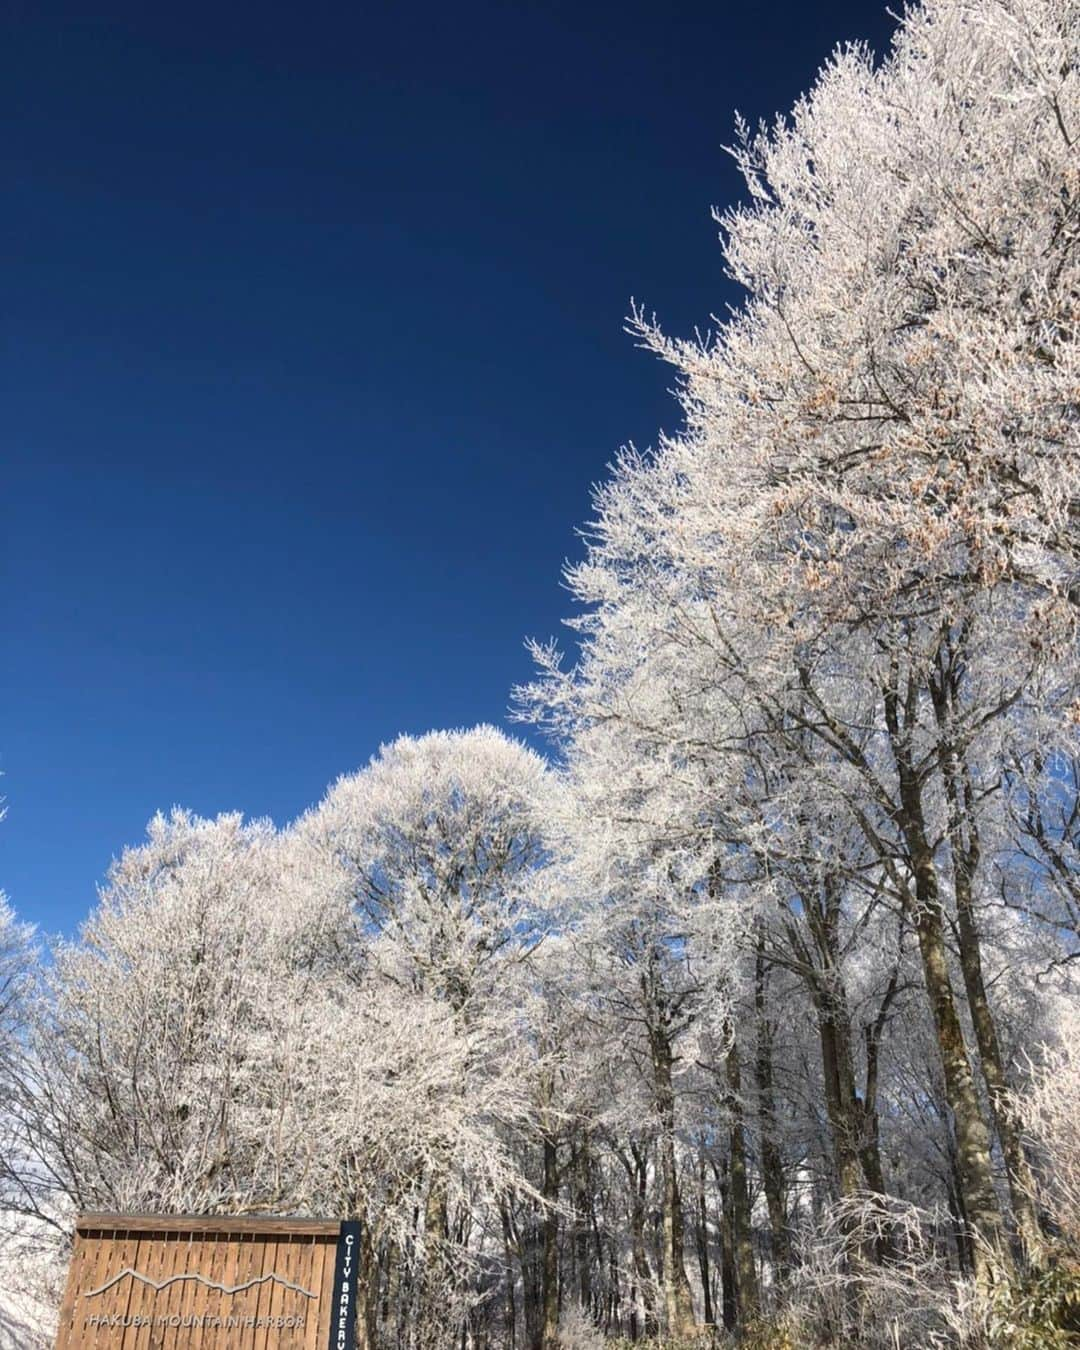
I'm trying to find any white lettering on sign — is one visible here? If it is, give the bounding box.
[336,1231,355,1350]
[83,1314,306,1329]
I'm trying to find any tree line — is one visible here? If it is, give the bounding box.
[3,0,1080,1345]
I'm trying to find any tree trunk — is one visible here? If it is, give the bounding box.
[539,1130,560,1349]
[499,1202,519,1350]
[358,1223,378,1350]
[855,962,900,1202]
[713,1158,738,1334]
[572,1141,593,1320]
[817,1000,866,1201]
[856,1042,887,1198]
[651,1029,698,1338]
[931,686,1043,1258]
[694,1142,714,1327]
[907,849,1007,1279]
[954,875,1043,1256]
[421,1173,452,1340]
[802,874,887,1202]
[886,670,1008,1281]
[754,942,790,1276]
[630,1142,657,1340]
[945,1153,976,1278]
[725,1033,760,1322]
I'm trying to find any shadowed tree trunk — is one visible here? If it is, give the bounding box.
[540,1124,560,1350]
[694,1140,714,1327]
[616,1141,657,1341]
[725,1031,760,1322]
[571,1139,593,1320]
[650,1025,698,1339]
[885,665,1009,1282]
[754,941,790,1276]
[856,962,901,1201]
[712,1157,738,1334]
[770,857,889,1204]
[929,643,1043,1258]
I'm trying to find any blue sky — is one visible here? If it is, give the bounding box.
[5,0,897,934]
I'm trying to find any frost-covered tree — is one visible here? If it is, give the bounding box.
[301,727,561,1343]
[522,0,1080,1318]
[16,810,347,1215]
[0,899,31,1066]
[0,896,56,1350]
[1015,999,1080,1251]
[305,726,557,1014]
[0,897,34,1200]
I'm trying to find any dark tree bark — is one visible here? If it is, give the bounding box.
[725,1032,760,1321]
[540,1128,560,1350]
[884,663,1008,1281]
[929,641,1043,1257]
[615,1141,658,1341]
[650,1026,698,1338]
[754,941,791,1275]
[694,1141,714,1327]
[712,1157,738,1334]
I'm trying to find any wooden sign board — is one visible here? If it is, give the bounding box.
[54,1214,353,1349]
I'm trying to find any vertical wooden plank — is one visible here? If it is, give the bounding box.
[53,1229,83,1350]
[246,1229,270,1341]
[138,1227,170,1350]
[182,1230,203,1350]
[299,1236,314,1350]
[150,1227,173,1349]
[117,1226,141,1348]
[210,1229,229,1350]
[211,1228,231,1344]
[115,1231,143,1350]
[322,1233,336,1349]
[94,1225,121,1350]
[142,1230,165,1350]
[139,1227,164,1350]
[190,1228,207,1341]
[198,1228,224,1350]
[276,1233,293,1348]
[221,1229,244,1350]
[281,1231,304,1348]
[302,1235,327,1350]
[321,1236,337,1350]
[195,1227,218,1350]
[126,1230,153,1350]
[71,1228,95,1350]
[261,1234,280,1349]
[251,1234,274,1350]
[224,1226,246,1350]
[178,1227,201,1344]
[171,1229,195,1344]
[245,1229,266,1345]
[158,1226,188,1348]
[222,1229,242,1346]
[78,1228,106,1350]
[70,1228,92,1350]
[276,1231,294,1347]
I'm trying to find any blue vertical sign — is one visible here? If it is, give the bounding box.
[328,1220,361,1350]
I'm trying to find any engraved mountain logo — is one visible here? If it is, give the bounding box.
[84,1268,318,1299]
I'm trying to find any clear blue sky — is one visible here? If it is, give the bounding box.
[5,0,897,934]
